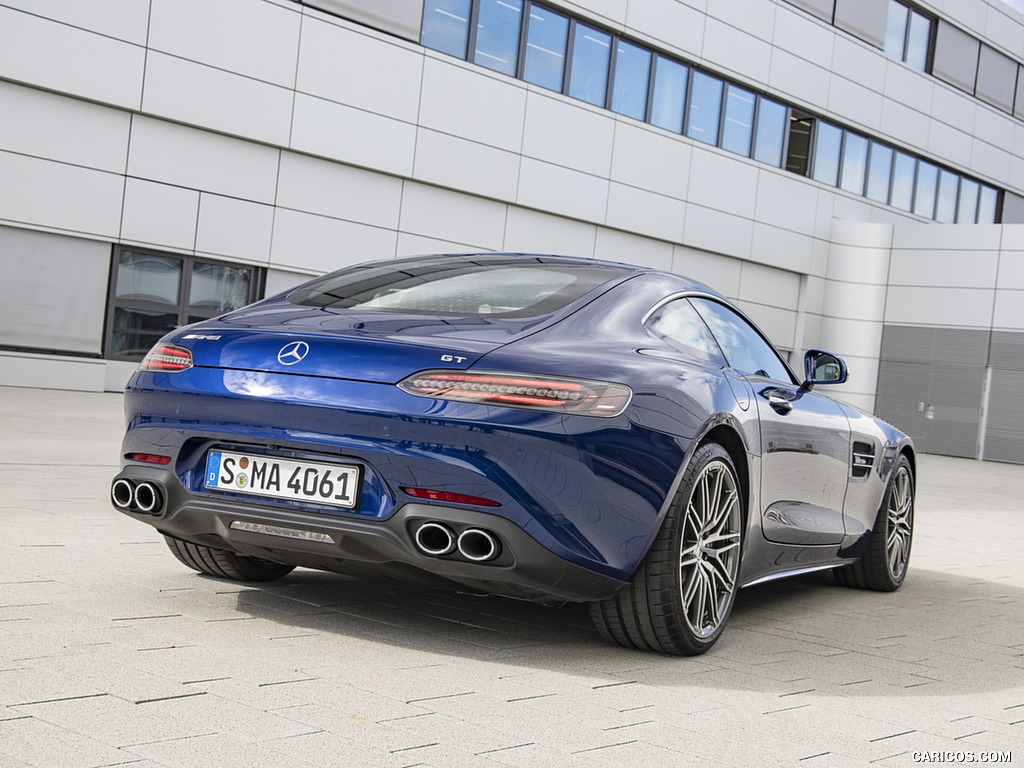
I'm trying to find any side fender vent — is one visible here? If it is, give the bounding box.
[851,441,875,478]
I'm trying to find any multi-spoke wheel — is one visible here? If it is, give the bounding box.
[834,454,915,592]
[591,442,744,655]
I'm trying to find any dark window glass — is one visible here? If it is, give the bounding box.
[839,132,869,195]
[890,151,916,211]
[957,178,980,223]
[646,300,726,367]
[568,22,612,106]
[421,0,473,58]
[786,113,814,175]
[866,142,894,203]
[687,71,723,146]
[812,121,842,185]
[650,56,688,133]
[610,40,652,120]
[108,250,259,361]
[721,84,755,157]
[690,298,793,383]
[905,9,931,71]
[753,98,787,167]
[978,186,999,224]
[914,160,938,218]
[935,169,959,223]
[523,6,569,91]
[290,256,625,318]
[473,0,523,76]
[884,0,909,60]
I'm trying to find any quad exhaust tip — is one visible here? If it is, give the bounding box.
[413,522,501,562]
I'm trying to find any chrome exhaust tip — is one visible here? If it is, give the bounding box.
[414,522,457,556]
[133,481,163,514]
[457,528,500,562]
[111,478,135,509]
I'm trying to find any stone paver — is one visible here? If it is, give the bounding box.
[0,385,1021,767]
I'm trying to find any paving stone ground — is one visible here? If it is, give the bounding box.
[1,385,1021,767]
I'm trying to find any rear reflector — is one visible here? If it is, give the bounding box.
[139,343,193,373]
[127,453,172,465]
[398,370,631,417]
[229,520,334,543]
[401,487,501,507]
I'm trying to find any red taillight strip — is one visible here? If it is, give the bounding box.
[127,453,172,465]
[139,343,193,373]
[401,487,501,507]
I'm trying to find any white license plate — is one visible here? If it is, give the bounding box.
[204,450,359,509]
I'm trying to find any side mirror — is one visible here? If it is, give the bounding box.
[802,349,848,391]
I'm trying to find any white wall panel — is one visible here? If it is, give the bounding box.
[195,195,275,264]
[818,280,887,322]
[735,300,797,350]
[749,223,815,275]
[277,152,403,229]
[687,148,758,218]
[265,267,316,298]
[890,222,1001,250]
[516,159,609,224]
[0,353,107,392]
[0,83,130,174]
[826,75,883,133]
[995,250,1024,289]
[888,249,999,289]
[142,52,293,146]
[772,6,834,68]
[701,19,772,86]
[972,106,1016,159]
[879,99,932,151]
[605,184,686,243]
[754,170,820,234]
[412,129,521,201]
[610,122,691,200]
[522,94,616,178]
[127,117,280,204]
[884,286,996,327]
[396,233,484,257]
[738,261,801,310]
[270,209,397,273]
[119,178,199,251]
[624,0,705,59]
[561,0,628,27]
[0,5,144,109]
[672,246,743,297]
[291,94,416,177]
[993,289,1024,329]
[594,228,673,270]
[502,208,597,256]
[682,206,753,260]
[882,61,935,117]
[705,0,777,42]
[419,58,527,153]
[0,152,123,237]
[930,84,978,133]
[817,315,884,357]
[830,36,886,89]
[1,0,150,44]
[399,183,507,249]
[149,0,301,87]
[769,49,831,107]
[297,17,423,123]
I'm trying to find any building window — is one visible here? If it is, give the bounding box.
[866,142,894,203]
[721,84,756,157]
[473,0,523,76]
[687,71,723,146]
[839,132,869,195]
[753,97,788,167]
[106,249,261,361]
[884,1,932,71]
[421,0,472,58]
[890,151,916,211]
[935,169,959,223]
[811,121,842,186]
[978,186,999,224]
[567,22,612,106]
[523,5,569,91]
[913,161,939,218]
[610,39,652,120]
[650,56,688,133]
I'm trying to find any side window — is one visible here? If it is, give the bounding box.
[645,299,726,368]
[689,298,794,383]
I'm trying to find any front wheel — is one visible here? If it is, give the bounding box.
[163,536,295,582]
[834,454,914,591]
[591,442,743,656]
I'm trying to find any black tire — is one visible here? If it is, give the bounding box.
[591,442,744,656]
[833,454,914,592]
[163,535,295,582]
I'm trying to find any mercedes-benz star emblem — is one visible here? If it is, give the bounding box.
[277,341,309,366]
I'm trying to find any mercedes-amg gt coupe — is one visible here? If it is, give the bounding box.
[111,253,915,655]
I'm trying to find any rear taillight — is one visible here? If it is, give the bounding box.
[139,343,193,373]
[398,370,631,417]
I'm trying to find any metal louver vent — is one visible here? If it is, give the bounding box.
[851,441,875,478]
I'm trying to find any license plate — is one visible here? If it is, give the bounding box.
[204,450,359,509]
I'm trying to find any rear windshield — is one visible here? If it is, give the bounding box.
[288,256,627,318]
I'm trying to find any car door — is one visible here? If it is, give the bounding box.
[689,298,852,547]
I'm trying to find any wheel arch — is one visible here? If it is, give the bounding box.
[698,422,751,527]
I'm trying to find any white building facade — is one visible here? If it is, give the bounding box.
[1,0,1023,462]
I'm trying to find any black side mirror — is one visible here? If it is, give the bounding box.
[802,349,848,391]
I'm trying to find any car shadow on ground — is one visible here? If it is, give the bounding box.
[225,562,1022,695]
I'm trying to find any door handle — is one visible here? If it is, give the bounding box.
[760,388,794,414]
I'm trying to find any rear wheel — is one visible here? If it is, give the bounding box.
[163,535,295,582]
[591,442,743,655]
[833,454,914,591]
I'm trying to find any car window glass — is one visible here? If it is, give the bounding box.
[646,299,726,367]
[689,298,793,382]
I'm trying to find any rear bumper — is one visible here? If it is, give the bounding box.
[111,465,626,603]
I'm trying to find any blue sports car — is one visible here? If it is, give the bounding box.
[111,253,915,655]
